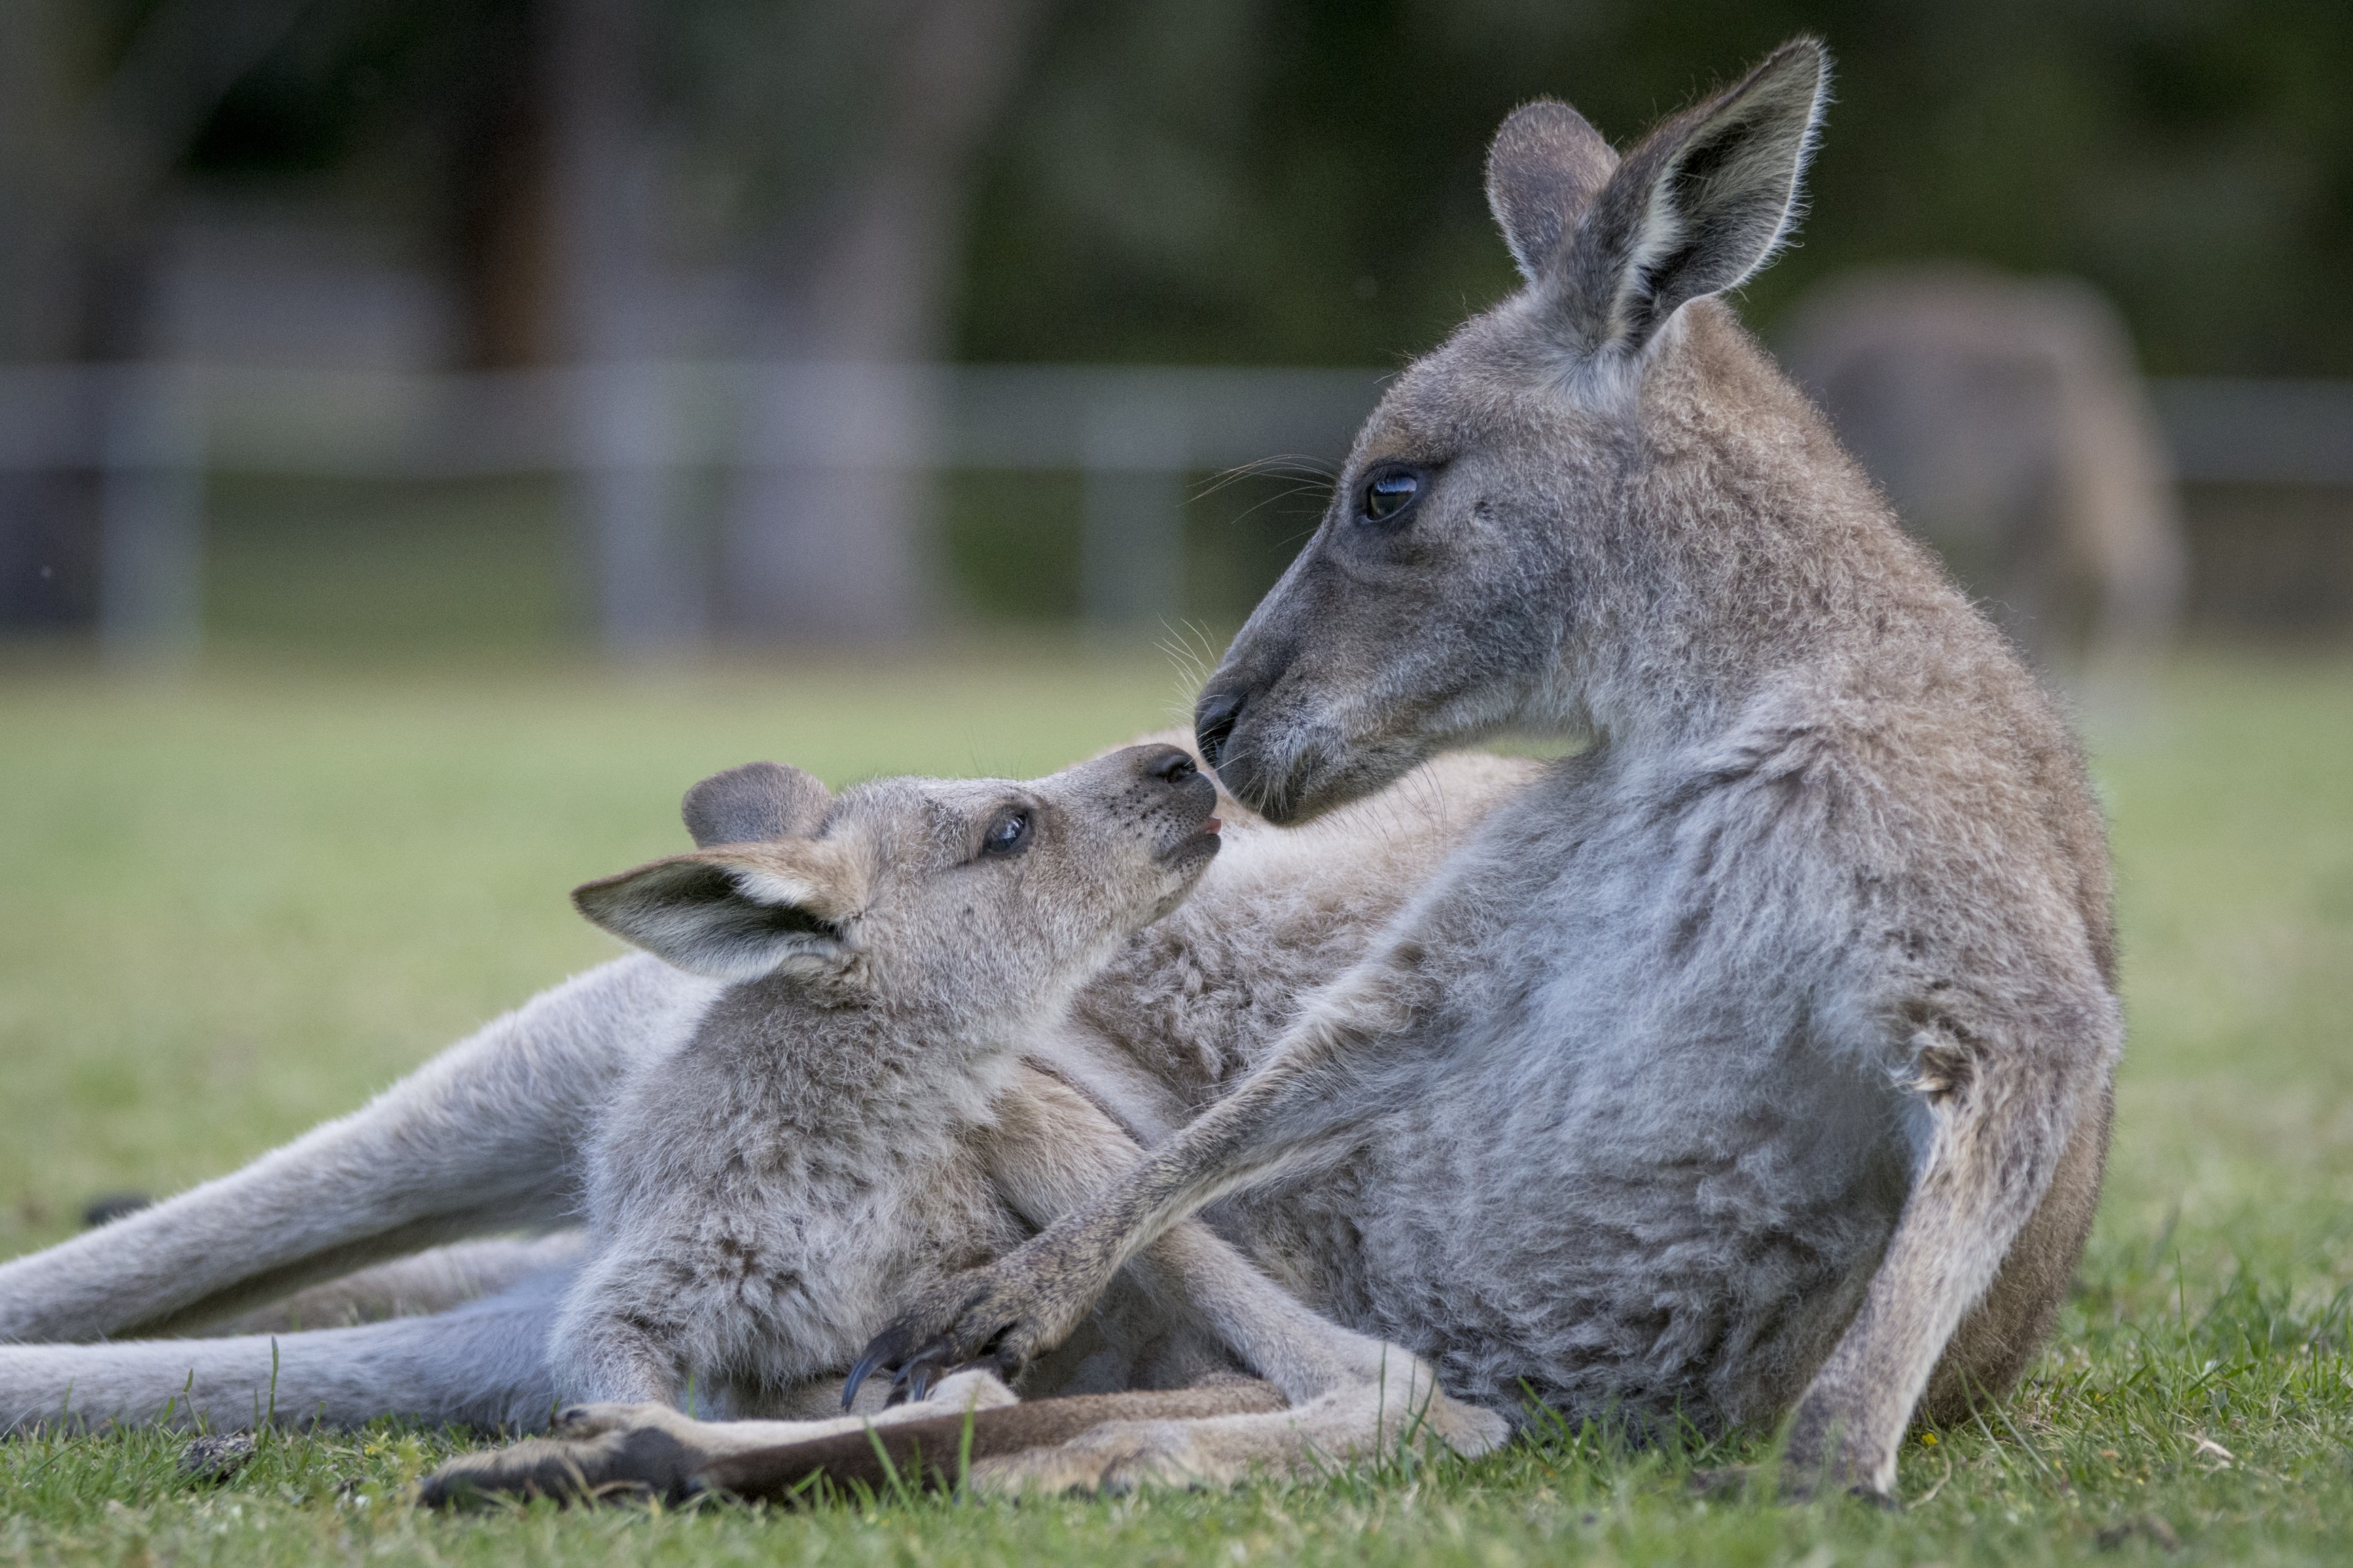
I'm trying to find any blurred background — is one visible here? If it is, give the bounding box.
[2,0,2351,665]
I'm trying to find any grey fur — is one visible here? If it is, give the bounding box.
[425,742,1506,1501]
[552,744,1238,1409]
[854,37,2118,1503]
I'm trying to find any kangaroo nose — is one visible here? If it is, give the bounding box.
[1195,689,1245,770]
[1143,746,1198,786]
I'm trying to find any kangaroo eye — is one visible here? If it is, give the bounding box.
[981,809,1031,858]
[1361,469,1420,524]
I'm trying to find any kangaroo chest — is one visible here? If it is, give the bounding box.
[1216,774,1916,1423]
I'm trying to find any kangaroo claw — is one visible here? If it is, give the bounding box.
[841,1349,887,1410]
[854,1261,1058,1406]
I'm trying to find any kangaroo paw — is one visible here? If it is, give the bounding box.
[846,1258,1073,1408]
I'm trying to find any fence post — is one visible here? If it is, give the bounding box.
[98,364,203,670]
[1080,386,1187,632]
[723,363,933,643]
[579,361,703,655]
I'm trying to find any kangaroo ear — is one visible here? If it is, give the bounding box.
[1486,98,1618,284]
[574,840,869,981]
[682,761,831,847]
[1553,37,1827,359]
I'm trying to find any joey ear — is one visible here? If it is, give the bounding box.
[573,840,869,982]
[1486,98,1618,284]
[682,761,830,848]
[1554,38,1827,358]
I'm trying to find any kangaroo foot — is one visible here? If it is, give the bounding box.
[416,1402,708,1508]
[969,1375,1507,1498]
[419,1372,1023,1510]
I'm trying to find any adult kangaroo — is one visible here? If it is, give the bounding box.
[857,38,2119,1501]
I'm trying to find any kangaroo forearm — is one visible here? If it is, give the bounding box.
[1011,1032,1379,1338]
[1920,1080,2110,1422]
[1118,976,1405,1245]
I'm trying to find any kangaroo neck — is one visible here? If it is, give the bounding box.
[1550,345,1938,754]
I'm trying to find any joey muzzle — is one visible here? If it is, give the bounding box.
[1124,743,1222,864]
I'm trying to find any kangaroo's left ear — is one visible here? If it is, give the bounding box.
[1553,37,1828,359]
[573,838,869,981]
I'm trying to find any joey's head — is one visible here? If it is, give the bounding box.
[1198,40,1843,822]
[573,746,1221,1017]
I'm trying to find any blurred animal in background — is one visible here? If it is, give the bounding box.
[1780,268,2188,673]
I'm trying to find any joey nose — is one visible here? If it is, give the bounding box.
[1195,689,1246,770]
[1143,746,1198,786]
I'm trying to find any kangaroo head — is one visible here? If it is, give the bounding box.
[573,746,1221,1013]
[1197,40,1887,823]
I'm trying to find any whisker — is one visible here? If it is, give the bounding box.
[1223,482,1336,532]
[1194,454,1342,502]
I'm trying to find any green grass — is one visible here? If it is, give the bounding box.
[1,644,2349,1565]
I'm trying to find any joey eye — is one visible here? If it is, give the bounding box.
[980,809,1032,858]
[1361,468,1420,524]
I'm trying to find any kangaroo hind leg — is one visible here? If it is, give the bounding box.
[1784,1005,2116,1499]
[0,1267,571,1437]
[0,955,688,1343]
